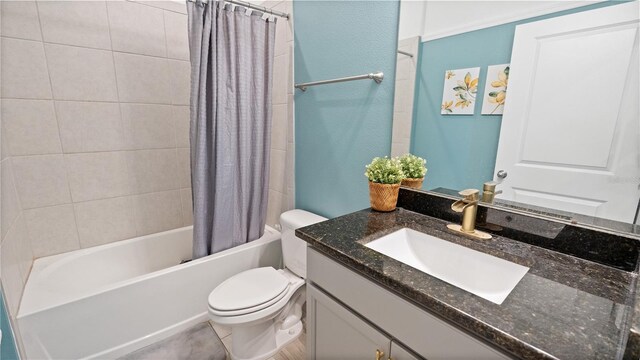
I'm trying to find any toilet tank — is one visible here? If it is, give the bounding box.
[279,210,327,279]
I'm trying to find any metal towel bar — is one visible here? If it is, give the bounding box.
[294,72,384,92]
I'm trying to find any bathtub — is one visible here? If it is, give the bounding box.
[17,226,282,359]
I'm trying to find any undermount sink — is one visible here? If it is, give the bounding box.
[364,228,529,305]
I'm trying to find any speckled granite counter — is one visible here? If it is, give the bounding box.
[297,208,639,360]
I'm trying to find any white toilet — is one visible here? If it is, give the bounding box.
[208,209,327,360]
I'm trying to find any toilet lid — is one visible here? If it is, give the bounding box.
[208,267,289,312]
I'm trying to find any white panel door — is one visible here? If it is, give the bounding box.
[494,2,640,223]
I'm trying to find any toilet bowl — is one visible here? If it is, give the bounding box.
[208,209,327,360]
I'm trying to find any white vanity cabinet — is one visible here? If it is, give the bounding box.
[306,248,512,360]
[307,284,420,360]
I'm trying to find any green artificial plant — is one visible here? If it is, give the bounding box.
[398,154,427,179]
[365,157,405,184]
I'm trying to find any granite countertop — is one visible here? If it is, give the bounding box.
[296,208,638,360]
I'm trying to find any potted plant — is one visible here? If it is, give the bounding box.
[399,154,427,189]
[365,157,405,212]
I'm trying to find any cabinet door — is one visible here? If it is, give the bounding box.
[307,284,390,360]
[390,340,423,360]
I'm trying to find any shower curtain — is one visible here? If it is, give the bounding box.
[187,0,276,258]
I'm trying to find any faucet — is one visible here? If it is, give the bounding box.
[446,189,492,240]
[481,181,502,204]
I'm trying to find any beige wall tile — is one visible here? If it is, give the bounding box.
[287,97,294,142]
[266,189,283,227]
[135,1,186,14]
[1,1,42,41]
[1,38,52,99]
[65,152,131,202]
[272,54,288,105]
[1,128,10,161]
[107,1,167,57]
[1,237,25,316]
[1,215,30,316]
[173,105,190,148]
[45,43,118,101]
[13,215,33,285]
[168,59,190,105]
[126,149,178,194]
[25,204,79,258]
[269,149,286,193]
[114,52,172,104]
[37,1,111,50]
[274,13,288,57]
[180,188,193,226]
[164,11,189,60]
[12,155,71,209]
[286,186,294,210]
[1,99,62,156]
[271,104,287,151]
[1,160,21,240]
[56,101,126,153]
[132,190,183,235]
[75,196,136,248]
[176,148,190,189]
[2,214,33,284]
[121,103,176,149]
[286,141,294,190]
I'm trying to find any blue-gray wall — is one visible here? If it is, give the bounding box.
[294,0,400,218]
[1,291,19,360]
[410,1,625,192]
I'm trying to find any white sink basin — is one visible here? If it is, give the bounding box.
[364,228,529,305]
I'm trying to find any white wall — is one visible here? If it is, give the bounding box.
[398,0,603,41]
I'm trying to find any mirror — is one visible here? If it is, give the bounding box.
[392,1,640,232]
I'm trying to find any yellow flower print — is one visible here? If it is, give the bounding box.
[488,66,509,114]
[441,100,453,113]
[452,72,479,109]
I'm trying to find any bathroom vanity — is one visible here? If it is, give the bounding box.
[297,189,640,359]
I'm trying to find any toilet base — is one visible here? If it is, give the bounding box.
[228,320,303,360]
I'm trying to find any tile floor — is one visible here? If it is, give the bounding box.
[119,320,306,360]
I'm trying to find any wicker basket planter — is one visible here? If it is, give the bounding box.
[369,182,400,212]
[401,177,424,189]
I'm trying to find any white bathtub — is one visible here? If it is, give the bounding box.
[17,226,282,359]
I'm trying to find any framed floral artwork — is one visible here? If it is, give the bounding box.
[440,67,480,115]
[481,64,509,115]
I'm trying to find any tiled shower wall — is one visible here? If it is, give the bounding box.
[265,0,295,227]
[390,36,420,157]
[0,0,294,340]
[0,0,193,325]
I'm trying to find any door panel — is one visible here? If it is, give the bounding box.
[308,284,390,360]
[390,340,423,360]
[494,2,640,223]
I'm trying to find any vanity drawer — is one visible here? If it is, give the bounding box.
[307,247,512,360]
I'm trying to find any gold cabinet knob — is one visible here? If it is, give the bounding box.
[375,349,385,360]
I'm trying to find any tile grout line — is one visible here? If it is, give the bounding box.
[0,96,189,107]
[161,7,187,226]
[31,1,81,254]
[0,34,189,62]
[106,0,146,238]
[9,148,192,160]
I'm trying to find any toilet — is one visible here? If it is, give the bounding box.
[208,209,327,360]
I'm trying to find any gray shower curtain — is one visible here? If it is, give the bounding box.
[187,0,276,258]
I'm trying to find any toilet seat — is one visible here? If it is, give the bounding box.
[208,267,289,316]
[208,268,305,326]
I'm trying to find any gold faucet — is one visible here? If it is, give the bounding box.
[481,181,502,204]
[446,189,492,240]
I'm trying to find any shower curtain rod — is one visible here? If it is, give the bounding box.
[186,0,290,19]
